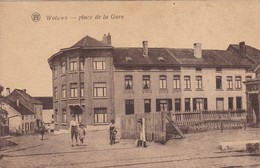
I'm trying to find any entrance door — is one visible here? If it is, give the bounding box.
[216,98,224,111]
[249,94,259,125]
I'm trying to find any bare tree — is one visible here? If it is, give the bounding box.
[0,84,4,96]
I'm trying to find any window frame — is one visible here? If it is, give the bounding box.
[93,82,107,97]
[184,76,191,89]
[159,75,167,89]
[70,83,78,98]
[173,75,180,89]
[125,75,133,90]
[196,76,203,90]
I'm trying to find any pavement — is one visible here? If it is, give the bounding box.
[0,126,259,168]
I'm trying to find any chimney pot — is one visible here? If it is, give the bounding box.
[143,41,148,57]
[239,41,246,58]
[194,43,202,58]
[6,88,10,97]
[107,33,111,46]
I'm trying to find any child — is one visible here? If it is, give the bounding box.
[78,124,86,145]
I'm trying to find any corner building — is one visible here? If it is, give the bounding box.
[48,34,257,130]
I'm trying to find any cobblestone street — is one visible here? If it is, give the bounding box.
[0,127,259,168]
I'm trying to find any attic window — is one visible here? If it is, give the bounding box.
[157,57,165,62]
[125,57,133,62]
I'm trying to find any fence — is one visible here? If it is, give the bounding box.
[171,110,247,123]
[121,112,166,142]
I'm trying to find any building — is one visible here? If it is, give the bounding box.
[34,97,54,131]
[7,89,43,127]
[48,33,257,130]
[0,98,36,134]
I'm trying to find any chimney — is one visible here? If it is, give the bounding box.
[239,41,246,58]
[6,88,10,97]
[107,33,111,46]
[17,99,20,107]
[194,43,202,58]
[102,34,107,45]
[143,41,148,57]
[23,89,26,93]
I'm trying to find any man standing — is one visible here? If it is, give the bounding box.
[69,115,79,147]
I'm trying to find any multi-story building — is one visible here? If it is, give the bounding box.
[48,33,257,130]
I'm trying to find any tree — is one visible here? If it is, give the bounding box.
[0,84,4,96]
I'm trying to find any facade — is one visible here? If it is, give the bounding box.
[34,97,55,131]
[0,106,8,136]
[7,89,43,127]
[48,34,257,130]
[0,99,36,134]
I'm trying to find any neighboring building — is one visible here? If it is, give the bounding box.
[7,89,43,127]
[0,106,8,136]
[34,97,54,129]
[0,98,36,134]
[48,33,257,130]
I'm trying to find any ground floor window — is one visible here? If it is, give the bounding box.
[144,99,151,113]
[228,97,234,110]
[175,99,181,112]
[62,109,67,123]
[125,100,134,115]
[25,123,29,131]
[30,122,34,131]
[156,99,172,112]
[94,108,107,123]
[193,98,207,111]
[185,98,191,112]
[236,97,242,109]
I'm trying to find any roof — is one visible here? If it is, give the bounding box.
[229,44,260,64]
[14,89,42,105]
[8,101,35,115]
[34,97,53,110]
[114,48,181,68]
[114,48,253,68]
[71,35,108,48]
[0,107,7,115]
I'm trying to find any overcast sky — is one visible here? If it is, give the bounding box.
[0,1,260,96]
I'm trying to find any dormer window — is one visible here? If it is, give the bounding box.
[157,57,165,62]
[125,57,133,62]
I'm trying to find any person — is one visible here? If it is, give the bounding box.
[69,115,79,147]
[46,124,51,135]
[39,122,46,140]
[78,123,86,145]
[108,119,117,145]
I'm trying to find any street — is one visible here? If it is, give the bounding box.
[0,127,259,168]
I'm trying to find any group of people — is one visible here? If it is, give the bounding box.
[39,115,117,146]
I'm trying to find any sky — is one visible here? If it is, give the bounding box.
[0,1,260,97]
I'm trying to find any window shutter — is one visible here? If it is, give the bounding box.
[204,98,208,110]
[193,98,197,111]
[168,99,172,111]
[156,99,160,112]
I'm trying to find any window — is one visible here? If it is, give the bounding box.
[62,110,67,123]
[156,99,172,112]
[159,75,167,89]
[236,97,242,109]
[80,58,84,71]
[184,76,191,89]
[125,100,134,115]
[185,98,191,112]
[80,83,84,97]
[143,75,150,90]
[30,122,34,131]
[175,99,181,112]
[69,58,77,71]
[94,108,107,123]
[125,75,133,90]
[144,99,151,113]
[75,114,82,123]
[93,61,106,70]
[61,61,66,74]
[61,85,66,99]
[193,98,207,111]
[216,98,224,110]
[173,75,180,89]
[55,109,58,122]
[227,76,233,89]
[228,97,233,110]
[216,76,222,89]
[93,82,107,97]
[235,76,242,89]
[246,76,252,81]
[70,83,78,98]
[53,66,58,77]
[196,76,202,89]
[54,87,58,100]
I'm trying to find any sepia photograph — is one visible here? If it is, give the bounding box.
[0,1,260,167]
